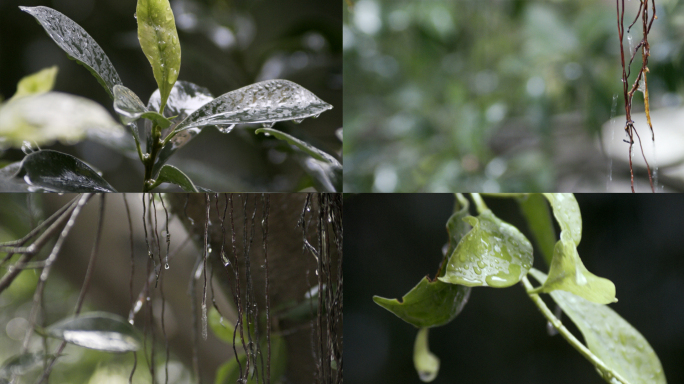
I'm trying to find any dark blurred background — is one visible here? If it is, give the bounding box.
[345,193,684,383]
[0,0,341,192]
[343,0,684,192]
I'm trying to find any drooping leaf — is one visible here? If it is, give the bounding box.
[543,193,582,246]
[46,312,142,352]
[414,328,439,383]
[136,0,181,112]
[20,150,117,192]
[112,85,171,128]
[299,157,342,193]
[214,335,287,384]
[373,195,471,328]
[0,352,46,377]
[0,163,31,192]
[208,306,235,344]
[174,79,333,132]
[529,269,666,384]
[517,194,556,265]
[536,231,616,304]
[9,66,58,101]
[255,127,341,167]
[154,164,198,192]
[19,6,122,99]
[438,209,533,288]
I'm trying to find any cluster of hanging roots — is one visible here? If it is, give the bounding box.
[616,0,657,192]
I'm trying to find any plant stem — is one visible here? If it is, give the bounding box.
[471,193,488,214]
[143,123,163,192]
[521,275,631,384]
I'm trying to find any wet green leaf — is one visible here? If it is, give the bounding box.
[439,209,533,288]
[299,157,342,193]
[19,6,122,99]
[214,335,287,384]
[414,328,439,382]
[256,128,341,168]
[373,194,471,328]
[529,269,666,384]
[175,79,333,132]
[0,92,124,147]
[20,150,117,192]
[0,163,30,192]
[0,352,46,377]
[153,164,199,192]
[543,193,582,246]
[208,306,235,344]
[112,85,171,128]
[517,194,556,265]
[537,231,616,304]
[9,66,58,101]
[46,312,142,352]
[136,0,181,112]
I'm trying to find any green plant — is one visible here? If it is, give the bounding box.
[0,1,340,192]
[373,193,666,383]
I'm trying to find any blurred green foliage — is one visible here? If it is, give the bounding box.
[344,0,684,192]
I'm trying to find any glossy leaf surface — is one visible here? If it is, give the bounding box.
[136,0,181,111]
[539,231,616,304]
[113,85,171,128]
[175,79,333,131]
[517,194,556,265]
[439,210,533,288]
[155,164,198,192]
[414,328,439,382]
[544,193,582,246]
[529,269,666,384]
[46,312,142,352]
[9,66,58,101]
[0,92,123,147]
[373,195,471,328]
[19,6,122,98]
[0,163,30,192]
[256,128,341,167]
[20,150,116,192]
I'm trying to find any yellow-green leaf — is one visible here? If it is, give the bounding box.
[414,328,439,382]
[9,67,58,101]
[538,230,616,304]
[136,0,181,113]
[543,193,582,246]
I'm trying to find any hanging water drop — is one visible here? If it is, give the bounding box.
[21,141,34,155]
[313,113,321,119]
[164,262,169,269]
[293,118,304,124]
[262,122,275,128]
[134,12,137,19]
[217,124,236,134]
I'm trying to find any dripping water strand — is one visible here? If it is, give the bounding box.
[242,195,259,382]
[262,194,272,384]
[189,256,202,384]
[202,194,211,341]
[608,94,619,189]
[151,196,163,287]
[228,194,247,381]
[123,195,137,326]
[160,194,171,270]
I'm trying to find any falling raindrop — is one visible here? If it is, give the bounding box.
[261,122,275,128]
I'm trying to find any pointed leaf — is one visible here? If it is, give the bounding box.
[113,85,171,128]
[529,269,666,384]
[544,193,582,246]
[414,328,439,382]
[517,194,556,265]
[0,163,31,192]
[10,66,58,101]
[255,127,341,167]
[19,6,122,99]
[136,0,181,111]
[20,150,117,192]
[438,210,533,288]
[538,231,617,304]
[300,157,342,193]
[0,92,124,147]
[175,79,333,132]
[155,164,198,192]
[46,312,142,352]
[208,306,235,344]
[373,195,471,328]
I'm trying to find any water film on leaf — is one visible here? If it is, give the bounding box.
[529,269,666,384]
[543,193,582,246]
[113,85,171,128]
[45,312,143,353]
[19,6,123,99]
[155,164,199,192]
[19,150,117,192]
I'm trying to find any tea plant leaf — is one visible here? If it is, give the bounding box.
[439,209,533,288]
[543,193,582,246]
[255,128,341,168]
[154,164,198,192]
[208,306,235,344]
[136,0,181,112]
[9,66,58,101]
[414,328,439,383]
[529,269,666,384]
[20,150,117,192]
[373,195,471,328]
[517,194,556,265]
[0,352,47,377]
[0,163,31,192]
[46,312,142,352]
[536,231,617,304]
[174,79,333,132]
[19,6,123,99]
[299,157,342,192]
[113,85,171,128]
[0,92,124,147]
